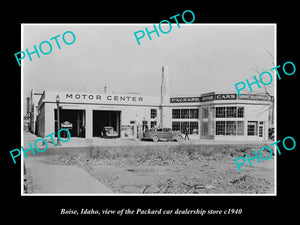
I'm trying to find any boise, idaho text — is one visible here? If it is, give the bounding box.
[10,129,71,164]
[235,136,296,172]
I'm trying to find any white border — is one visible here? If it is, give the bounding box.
[21,23,24,195]
[21,23,277,196]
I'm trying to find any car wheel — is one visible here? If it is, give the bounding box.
[176,135,183,142]
[152,136,159,143]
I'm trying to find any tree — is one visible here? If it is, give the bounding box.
[250,48,275,131]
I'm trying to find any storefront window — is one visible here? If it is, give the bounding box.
[172,121,199,134]
[216,121,226,135]
[172,109,180,119]
[172,121,180,131]
[226,121,237,135]
[181,109,189,119]
[215,120,244,136]
[190,109,199,119]
[216,107,226,118]
[215,106,244,118]
[247,121,258,136]
[190,121,199,134]
[150,109,157,119]
[237,107,244,118]
[172,108,199,134]
[172,108,199,119]
[150,121,157,128]
[181,121,189,132]
[226,107,237,118]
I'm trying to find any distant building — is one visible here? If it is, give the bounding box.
[28,89,43,135]
[23,114,30,131]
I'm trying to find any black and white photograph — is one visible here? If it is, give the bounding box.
[4,5,298,221]
[21,24,276,195]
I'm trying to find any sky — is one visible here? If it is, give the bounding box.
[22,24,275,105]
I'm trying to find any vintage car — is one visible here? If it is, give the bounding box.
[142,127,183,142]
[101,126,118,138]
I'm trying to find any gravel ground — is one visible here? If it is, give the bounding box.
[44,143,275,194]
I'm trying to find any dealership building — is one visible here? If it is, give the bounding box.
[28,67,274,141]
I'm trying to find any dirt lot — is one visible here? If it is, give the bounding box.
[44,143,275,194]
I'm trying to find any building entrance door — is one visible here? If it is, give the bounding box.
[54,109,85,138]
[92,110,121,137]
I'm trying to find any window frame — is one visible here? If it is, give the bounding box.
[226,107,237,118]
[172,109,181,119]
[247,121,258,136]
[237,107,244,118]
[150,109,157,119]
[216,121,226,135]
[225,121,237,135]
[190,108,199,119]
[181,109,190,119]
[216,107,226,118]
[215,106,244,118]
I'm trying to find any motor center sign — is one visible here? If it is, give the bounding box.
[44,92,159,106]
[65,93,144,102]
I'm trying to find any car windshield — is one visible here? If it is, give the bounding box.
[163,128,171,132]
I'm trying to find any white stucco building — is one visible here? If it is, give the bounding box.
[28,67,273,141]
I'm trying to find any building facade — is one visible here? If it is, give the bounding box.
[31,90,273,141]
[28,67,274,141]
[170,93,273,141]
[36,91,162,139]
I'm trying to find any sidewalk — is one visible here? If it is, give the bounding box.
[23,131,113,194]
[25,157,113,194]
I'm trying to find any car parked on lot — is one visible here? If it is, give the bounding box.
[101,126,118,138]
[142,127,183,142]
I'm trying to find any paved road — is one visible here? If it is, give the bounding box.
[23,130,271,149]
[25,157,113,194]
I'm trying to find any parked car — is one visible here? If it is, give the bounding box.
[101,126,118,138]
[142,127,183,142]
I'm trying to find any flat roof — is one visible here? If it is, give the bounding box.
[36,90,273,108]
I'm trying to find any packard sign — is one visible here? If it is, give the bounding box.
[170,97,200,103]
